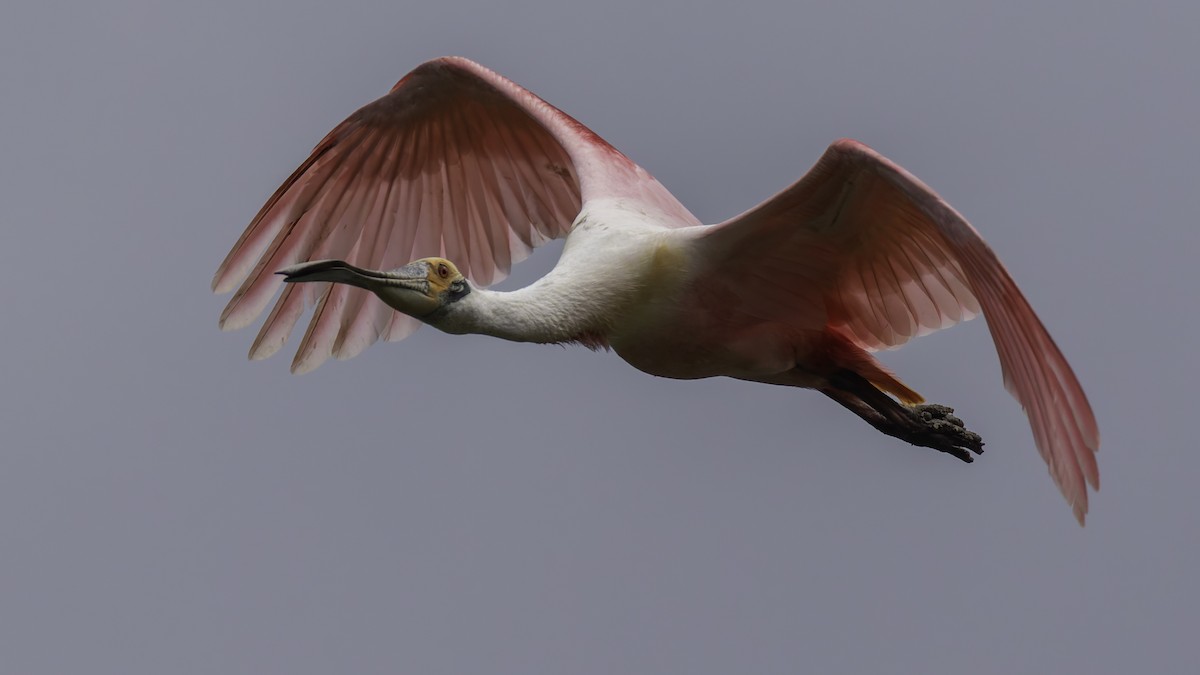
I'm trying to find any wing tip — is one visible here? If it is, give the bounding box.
[1052,436,1099,526]
[218,307,255,332]
[830,137,867,150]
[392,56,488,92]
[212,268,239,295]
[289,351,326,375]
[829,138,877,158]
[248,337,283,361]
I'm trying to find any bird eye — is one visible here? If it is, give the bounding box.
[437,263,449,279]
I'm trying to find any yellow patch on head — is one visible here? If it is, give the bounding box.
[414,257,466,293]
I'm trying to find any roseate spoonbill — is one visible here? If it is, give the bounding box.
[213,57,1099,523]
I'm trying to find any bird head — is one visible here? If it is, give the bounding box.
[277,257,470,318]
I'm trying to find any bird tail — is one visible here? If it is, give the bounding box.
[863,365,924,405]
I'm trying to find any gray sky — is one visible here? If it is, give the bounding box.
[2,1,1196,673]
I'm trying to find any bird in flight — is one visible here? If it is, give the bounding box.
[213,56,1099,524]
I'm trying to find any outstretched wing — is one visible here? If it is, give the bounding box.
[214,56,698,373]
[700,139,1099,524]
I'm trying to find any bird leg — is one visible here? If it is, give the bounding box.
[823,370,984,463]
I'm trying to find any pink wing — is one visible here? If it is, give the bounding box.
[214,56,698,373]
[701,139,1099,524]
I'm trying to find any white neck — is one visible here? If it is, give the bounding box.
[424,277,614,344]
[421,201,692,344]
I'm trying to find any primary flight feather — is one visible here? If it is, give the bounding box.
[214,56,1099,524]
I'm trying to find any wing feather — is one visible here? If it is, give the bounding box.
[701,139,1099,523]
[220,129,377,331]
[332,132,407,359]
[214,56,696,371]
[286,133,393,372]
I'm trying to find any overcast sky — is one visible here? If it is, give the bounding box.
[2,1,1197,673]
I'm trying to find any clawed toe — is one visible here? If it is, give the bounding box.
[911,403,984,461]
[915,403,964,427]
[821,370,986,464]
[916,403,954,418]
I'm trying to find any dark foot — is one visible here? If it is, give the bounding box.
[907,404,984,463]
[823,370,985,463]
